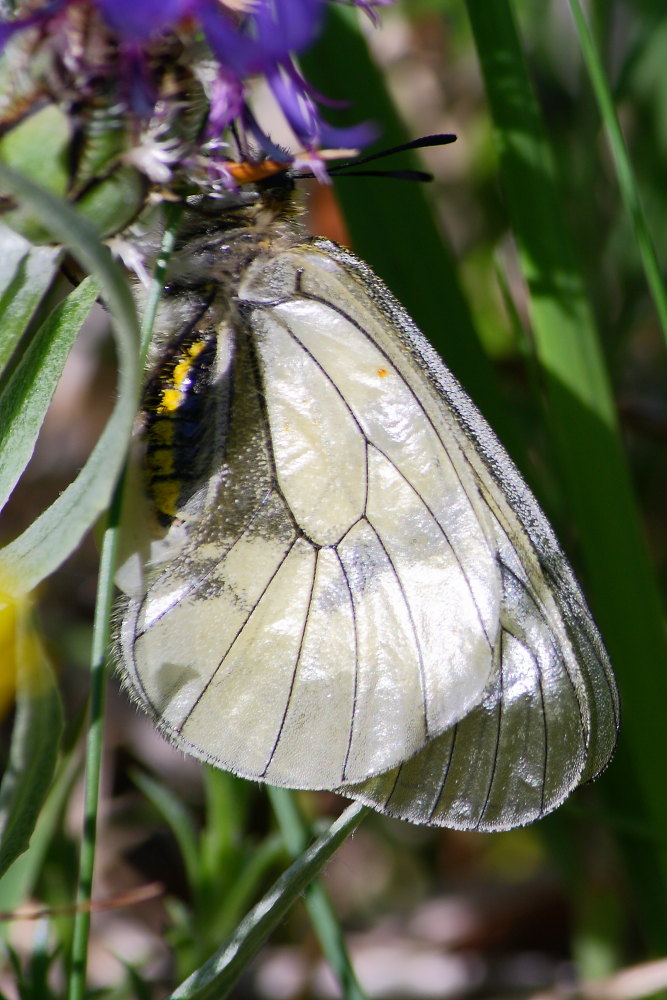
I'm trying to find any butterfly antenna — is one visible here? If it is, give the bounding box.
[333,133,456,170]
[301,133,456,182]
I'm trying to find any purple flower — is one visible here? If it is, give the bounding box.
[0,0,377,177]
[268,63,377,152]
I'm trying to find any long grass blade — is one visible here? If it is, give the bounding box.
[0,277,98,511]
[66,203,184,1000]
[567,0,667,349]
[465,0,667,945]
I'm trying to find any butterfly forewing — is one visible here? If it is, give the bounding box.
[115,193,619,830]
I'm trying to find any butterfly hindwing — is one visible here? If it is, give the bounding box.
[115,210,619,830]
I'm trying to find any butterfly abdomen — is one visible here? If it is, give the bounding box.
[142,329,218,526]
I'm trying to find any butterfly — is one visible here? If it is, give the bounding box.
[114,171,619,832]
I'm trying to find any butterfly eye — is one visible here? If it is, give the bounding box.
[115,186,618,832]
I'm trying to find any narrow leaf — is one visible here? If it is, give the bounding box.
[131,768,201,897]
[0,168,140,596]
[268,787,368,1000]
[0,276,99,511]
[568,0,667,348]
[466,0,667,942]
[0,225,59,376]
[167,803,367,1000]
[0,749,81,924]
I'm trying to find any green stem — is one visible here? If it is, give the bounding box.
[138,202,184,362]
[67,483,123,1000]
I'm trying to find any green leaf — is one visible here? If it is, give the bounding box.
[465,0,667,944]
[73,166,146,239]
[0,748,81,926]
[167,802,367,1000]
[0,596,64,878]
[0,104,70,198]
[568,0,667,348]
[0,168,140,596]
[0,226,59,376]
[0,276,99,512]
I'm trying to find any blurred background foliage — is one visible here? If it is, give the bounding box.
[1,0,667,997]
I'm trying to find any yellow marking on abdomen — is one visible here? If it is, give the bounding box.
[143,334,212,524]
[145,448,175,477]
[151,480,180,518]
[157,387,183,414]
[149,420,175,446]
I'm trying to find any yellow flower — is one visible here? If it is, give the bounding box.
[0,591,53,719]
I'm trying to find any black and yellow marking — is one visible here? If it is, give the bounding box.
[142,330,218,526]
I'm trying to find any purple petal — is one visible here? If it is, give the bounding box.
[243,108,293,161]
[0,22,20,45]
[199,0,267,75]
[269,64,376,151]
[354,0,393,28]
[268,66,321,146]
[254,0,325,59]
[94,0,195,40]
[283,61,348,110]
[318,118,379,149]
[207,68,245,135]
[200,0,324,75]
[293,152,331,184]
[120,42,157,115]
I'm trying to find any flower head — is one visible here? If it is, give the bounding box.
[0,0,377,187]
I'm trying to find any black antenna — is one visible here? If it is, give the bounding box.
[301,133,456,182]
[334,134,456,169]
[327,168,435,182]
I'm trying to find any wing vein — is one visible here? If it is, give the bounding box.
[178,536,300,729]
[261,548,319,776]
[363,513,429,737]
[337,549,361,783]
[475,639,504,830]
[135,488,279,640]
[260,306,496,649]
[426,727,458,823]
[368,442,494,650]
[498,556,587,751]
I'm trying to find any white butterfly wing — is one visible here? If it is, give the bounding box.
[116,235,618,828]
[343,514,610,830]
